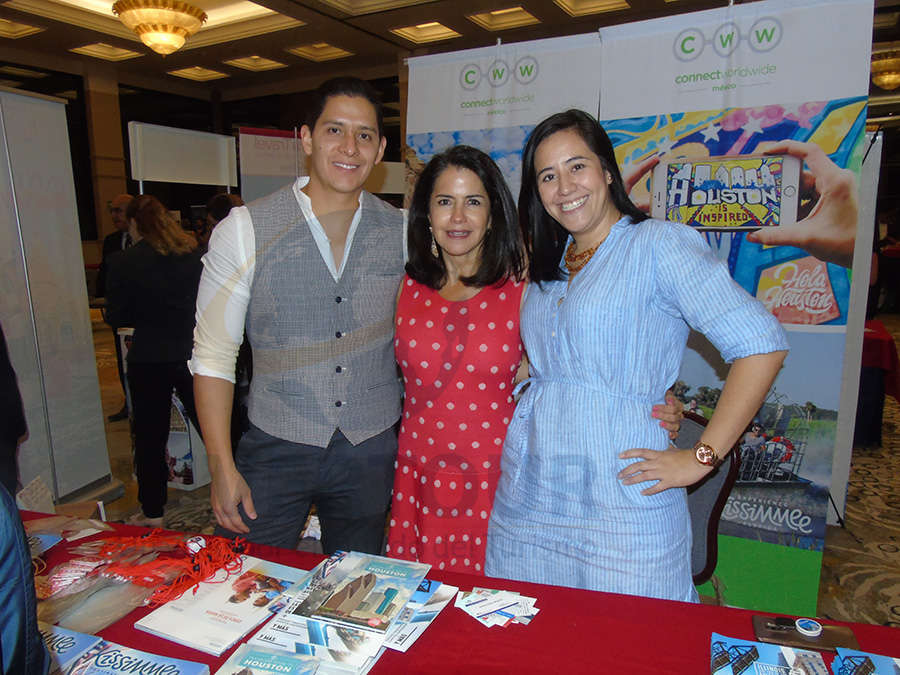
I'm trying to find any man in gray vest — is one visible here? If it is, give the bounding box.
[191,78,405,554]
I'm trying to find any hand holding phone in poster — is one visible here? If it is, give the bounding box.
[746,140,858,268]
[649,153,801,231]
[623,154,662,213]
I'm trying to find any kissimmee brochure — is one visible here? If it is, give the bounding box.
[60,640,209,675]
[134,556,306,656]
[38,622,102,674]
[292,552,429,635]
[710,632,827,674]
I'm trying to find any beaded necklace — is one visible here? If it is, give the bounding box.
[564,241,599,277]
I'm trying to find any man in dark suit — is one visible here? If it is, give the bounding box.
[98,194,133,422]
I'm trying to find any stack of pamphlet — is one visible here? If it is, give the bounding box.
[709,632,828,674]
[39,622,209,675]
[250,551,453,674]
[215,643,319,674]
[134,555,307,656]
[454,588,539,627]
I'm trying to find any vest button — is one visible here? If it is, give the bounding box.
[335,331,342,338]
[335,400,343,407]
[335,366,343,373]
[335,296,342,303]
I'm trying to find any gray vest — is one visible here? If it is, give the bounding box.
[245,184,404,447]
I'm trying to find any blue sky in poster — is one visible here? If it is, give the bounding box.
[680,328,843,411]
[407,125,533,198]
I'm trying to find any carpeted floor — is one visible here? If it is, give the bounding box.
[91,310,900,624]
[816,311,900,627]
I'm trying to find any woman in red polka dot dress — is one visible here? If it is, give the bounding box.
[386,146,526,573]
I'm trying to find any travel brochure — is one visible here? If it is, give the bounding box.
[45,634,209,675]
[381,581,458,652]
[39,622,102,674]
[134,555,307,656]
[291,551,430,634]
[710,633,828,674]
[833,647,900,674]
[213,644,319,675]
[248,553,456,673]
[710,634,900,675]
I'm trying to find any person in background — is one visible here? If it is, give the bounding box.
[98,193,134,423]
[206,194,244,230]
[486,109,788,602]
[106,195,203,527]
[0,321,27,496]
[0,481,49,675]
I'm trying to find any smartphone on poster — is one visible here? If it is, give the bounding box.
[650,154,801,231]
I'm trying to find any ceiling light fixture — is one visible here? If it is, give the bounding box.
[390,21,460,44]
[872,50,900,90]
[168,66,228,81]
[288,42,354,62]
[112,0,207,56]
[553,0,630,17]
[70,43,143,61]
[224,55,288,72]
[0,18,44,39]
[468,6,540,31]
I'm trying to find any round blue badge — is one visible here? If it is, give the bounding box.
[795,618,823,637]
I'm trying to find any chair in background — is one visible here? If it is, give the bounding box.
[678,411,740,585]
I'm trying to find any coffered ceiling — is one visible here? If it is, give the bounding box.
[0,0,743,100]
[0,0,897,113]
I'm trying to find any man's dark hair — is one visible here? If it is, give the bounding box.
[206,193,243,224]
[305,77,384,138]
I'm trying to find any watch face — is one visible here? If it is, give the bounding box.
[696,444,717,466]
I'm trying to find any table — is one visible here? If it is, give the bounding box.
[26,513,900,674]
[862,319,900,402]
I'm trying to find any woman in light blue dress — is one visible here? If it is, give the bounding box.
[485,110,789,602]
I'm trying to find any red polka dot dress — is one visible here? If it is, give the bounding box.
[386,275,525,573]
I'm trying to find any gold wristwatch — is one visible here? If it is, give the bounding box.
[693,441,721,467]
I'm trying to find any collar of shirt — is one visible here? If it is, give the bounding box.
[291,176,363,283]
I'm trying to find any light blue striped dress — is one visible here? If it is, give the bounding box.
[485,216,789,602]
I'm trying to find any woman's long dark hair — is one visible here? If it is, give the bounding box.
[127,194,196,256]
[406,145,525,289]
[519,109,648,284]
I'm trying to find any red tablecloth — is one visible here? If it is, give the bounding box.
[862,319,900,402]
[25,513,900,674]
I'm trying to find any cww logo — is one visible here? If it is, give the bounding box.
[674,17,782,62]
[459,55,539,89]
